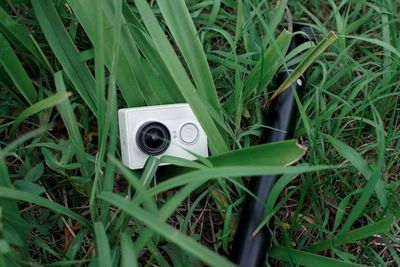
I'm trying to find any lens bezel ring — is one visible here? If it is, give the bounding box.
[136,121,171,156]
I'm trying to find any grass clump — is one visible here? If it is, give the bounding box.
[0,0,399,266]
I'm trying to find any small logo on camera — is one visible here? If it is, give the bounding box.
[118,103,208,169]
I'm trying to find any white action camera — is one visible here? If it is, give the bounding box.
[118,103,208,170]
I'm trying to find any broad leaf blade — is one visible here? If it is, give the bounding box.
[208,140,305,167]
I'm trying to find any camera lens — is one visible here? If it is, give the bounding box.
[136,122,171,155]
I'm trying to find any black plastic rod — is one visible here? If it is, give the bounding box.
[230,25,313,267]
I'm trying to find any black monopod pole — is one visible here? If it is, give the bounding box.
[229,25,314,267]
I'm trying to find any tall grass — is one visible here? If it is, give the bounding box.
[0,0,399,266]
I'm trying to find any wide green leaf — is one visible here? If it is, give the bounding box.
[208,139,305,167]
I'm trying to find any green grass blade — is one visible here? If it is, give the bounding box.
[0,7,38,58]
[0,7,53,72]
[102,0,178,105]
[134,0,229,154]
[94,0,106,134]
[309,215,395,252]
[345,34,400,59]
[269,31,337,102]
[253,172,302,235]
[148,165,333,196]
[99,192,236,267]
[2,127,45,157]
[121,233,139,267]
[0,154,30,257]
[133,182,202,251]
[0,32,37,105]
[269,245,364,267]
[54,71,91,178]
[157,0,221,111]
[208,140,305,167]
[326,135,387,208]
[66,0,146,107]
[0,187,91,229]
[338,169,381,235]
[122,2,185,103]
[164,140,305,177]
[101,0,152,106]
[65,230,86,260]
[99,0,123,223]
[224,30,292,113]
[11,92,71,134]
[110,156,158,214]
[94,222,112,267]
[120,233,139,267]
[140,157,160,187]
[31,0,97,113]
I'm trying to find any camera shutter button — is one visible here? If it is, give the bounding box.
[180,123,199,144]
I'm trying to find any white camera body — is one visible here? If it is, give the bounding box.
[118,103,208,170]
